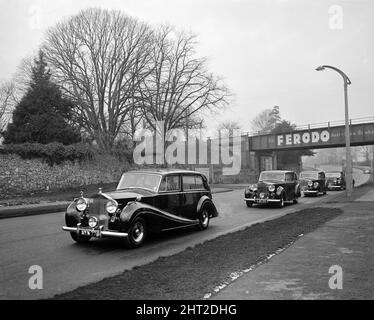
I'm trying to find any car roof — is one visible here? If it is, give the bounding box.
[261,170,294,174]
[300,170,323,174]
[125,169,204,176]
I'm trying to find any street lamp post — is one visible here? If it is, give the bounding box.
[316,65,353,197]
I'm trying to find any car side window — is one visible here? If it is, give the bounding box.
[285,173,294,182]
[183,175,205,190]
[195,175,204,189]
[159,175,180,192]
[183,175,195,190]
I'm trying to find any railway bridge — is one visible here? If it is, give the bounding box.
[247,117,374,176]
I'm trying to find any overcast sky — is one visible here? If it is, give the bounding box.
[0,0,373,134]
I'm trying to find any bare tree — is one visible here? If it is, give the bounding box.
[43,8,154,151]
[360,146,372,164]
[0,81,17,133]
[13,55,34,97]
[251,105,281,133]
[217,120,241,138]
[137,26,230,139]
[217,120,241,131]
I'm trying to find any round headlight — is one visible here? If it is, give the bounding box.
[268,184,275,192]
[106,200,118,214]
[249,184,258,191]
[88,216,98,228]
[76,198,88,212]
[307,180,313,187]
[313,182,319,188]
[276,186,283,195]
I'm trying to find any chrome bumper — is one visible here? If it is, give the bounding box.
[303,190,318,194]
[328,185,343,189]
[244,198,281,203]
[62,226,128,238]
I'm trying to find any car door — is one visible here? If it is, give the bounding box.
[340,172,345,187]
[156,174,183,216]
[285,172,296,201]
[318,172,326,192]
[294,172,300,196]
[181,174,206,220]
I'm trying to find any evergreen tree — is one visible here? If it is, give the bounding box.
[3,50,81,145]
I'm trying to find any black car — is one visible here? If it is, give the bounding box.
[299,170,327,196]
[244,170,301,208]
[326,171,346,190]
[62,170,218,248]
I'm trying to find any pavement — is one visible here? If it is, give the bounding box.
[212,184,374,300]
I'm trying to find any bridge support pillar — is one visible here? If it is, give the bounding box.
[272,151,278,170]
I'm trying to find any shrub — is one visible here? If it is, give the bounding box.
[0,142,94,166]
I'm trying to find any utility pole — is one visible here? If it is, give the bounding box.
[316,65,353,197]
[371,145,374,183]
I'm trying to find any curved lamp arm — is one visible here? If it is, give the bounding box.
[316,65,351,85]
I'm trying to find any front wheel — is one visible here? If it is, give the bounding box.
[125,217,147,249]
[197,207,210,230]
[246,201,253,207]
[70,232,91,243]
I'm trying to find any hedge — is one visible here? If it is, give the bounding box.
[0,142,95,166]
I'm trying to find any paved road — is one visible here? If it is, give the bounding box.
[0,171,369,300]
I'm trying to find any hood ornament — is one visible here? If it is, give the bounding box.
[80,190,84,198]
[98,188,103,194]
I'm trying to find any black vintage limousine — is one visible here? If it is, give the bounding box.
[62,170,218,248]
[244,170,301,208]
[299,170,327,196]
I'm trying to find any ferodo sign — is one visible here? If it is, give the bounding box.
[277,130,330,147]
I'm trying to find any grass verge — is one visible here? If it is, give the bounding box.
[53,207,342,300]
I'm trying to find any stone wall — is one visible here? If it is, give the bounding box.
[0,153,129,197]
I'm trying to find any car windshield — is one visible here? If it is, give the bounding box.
[259,172,285,182]
[117,173,162,191]
[300,172,318,179]
[326,172,341,178]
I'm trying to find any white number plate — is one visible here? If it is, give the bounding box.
[80,229,101,237]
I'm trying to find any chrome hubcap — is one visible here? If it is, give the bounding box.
[201,210,209,226]
[132,222,144,243]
